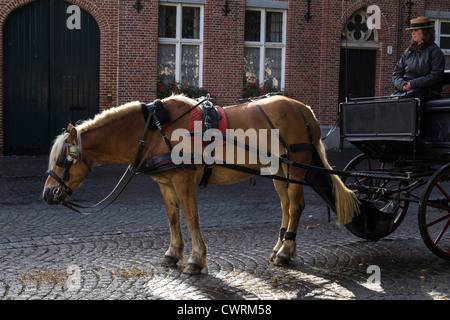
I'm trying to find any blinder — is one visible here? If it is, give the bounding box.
[47,139,91,199]
[55,143,80,175]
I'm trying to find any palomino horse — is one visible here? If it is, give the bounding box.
[43,95,359,274]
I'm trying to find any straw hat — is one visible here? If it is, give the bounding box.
[405,16,434,30]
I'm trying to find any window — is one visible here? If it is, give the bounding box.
[158,4,203,87]
[343,10,376,42]
[434,19,450,71]
[340,9,380,50]
[244,9,286,89]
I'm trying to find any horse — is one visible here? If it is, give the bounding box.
[42,94,359,274]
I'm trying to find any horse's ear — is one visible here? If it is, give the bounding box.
[66,124,78,144]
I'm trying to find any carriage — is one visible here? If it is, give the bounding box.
[337,76,450,261]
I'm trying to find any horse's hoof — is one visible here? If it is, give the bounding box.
[273,255,290,266]
[183,263,203,275]
[269,251,277,261]
[162,256,179,267]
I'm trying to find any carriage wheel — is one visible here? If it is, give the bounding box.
[342,153,409,240]
[418,163,450,260]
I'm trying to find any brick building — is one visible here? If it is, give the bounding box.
[1,0,449,155]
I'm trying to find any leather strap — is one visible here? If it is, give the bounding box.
[283,232,296,241]
[252,100,289,150]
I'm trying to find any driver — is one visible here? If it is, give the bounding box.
[392,17,446,101]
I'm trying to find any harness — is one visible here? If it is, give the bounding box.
[196,99,225,187]
[136,98,228,187]
[251,99,314,187]
[138,97,316,189]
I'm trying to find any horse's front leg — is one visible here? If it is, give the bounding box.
[172,171,207,274]
[157,182,185,267]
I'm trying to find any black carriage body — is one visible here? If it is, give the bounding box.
[340,96,450,165]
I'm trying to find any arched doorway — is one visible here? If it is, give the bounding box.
[339,9,381,103]
[3,0,99,155]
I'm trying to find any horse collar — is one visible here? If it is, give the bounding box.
[141,100,170,131]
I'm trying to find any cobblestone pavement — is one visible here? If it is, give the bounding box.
[0,149,449,300]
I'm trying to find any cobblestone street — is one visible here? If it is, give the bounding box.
[0,149,449,300]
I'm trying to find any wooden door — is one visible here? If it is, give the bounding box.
[339,49,376,103]
[3,0,99,155]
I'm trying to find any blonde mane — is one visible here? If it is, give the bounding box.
[162,94,198,106]
[48,132,71,170]
[48,101,142,170]
[76,101,142,134]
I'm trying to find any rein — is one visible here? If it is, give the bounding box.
[61,166,133,214]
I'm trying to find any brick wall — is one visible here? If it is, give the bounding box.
[118,0,158,105]
[203,0,245,105]
[0,0,446,154]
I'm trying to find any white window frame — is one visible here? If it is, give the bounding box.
[244,8,287,89]
[158,3,204,87]
[433,18,450,72]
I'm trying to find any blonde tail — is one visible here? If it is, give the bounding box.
[315,140,360,225]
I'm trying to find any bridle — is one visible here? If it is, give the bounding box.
[46,139,92,200]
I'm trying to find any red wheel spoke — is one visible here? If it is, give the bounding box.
[436,183,450,201]
[433,218,450,246]
[426,201,450,211]
[419,164,450,260]
[366,159,372,171]
[426,213,450,228]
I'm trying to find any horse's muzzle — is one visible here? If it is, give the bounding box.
[43,186,65,205]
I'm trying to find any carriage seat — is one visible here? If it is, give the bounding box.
[421,98,450,147]
[422,71,450,114]
[420,73,450,149]
[422,98,450,110]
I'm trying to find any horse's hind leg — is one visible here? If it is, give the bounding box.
[157,182,185,266]
[270,179,290,261]
[273,167,307,266]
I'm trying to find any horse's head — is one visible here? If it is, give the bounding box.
[43,124,92,205]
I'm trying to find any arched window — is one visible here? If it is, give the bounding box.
[341,9,380,49]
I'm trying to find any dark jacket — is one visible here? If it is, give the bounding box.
[392,42,446,96]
